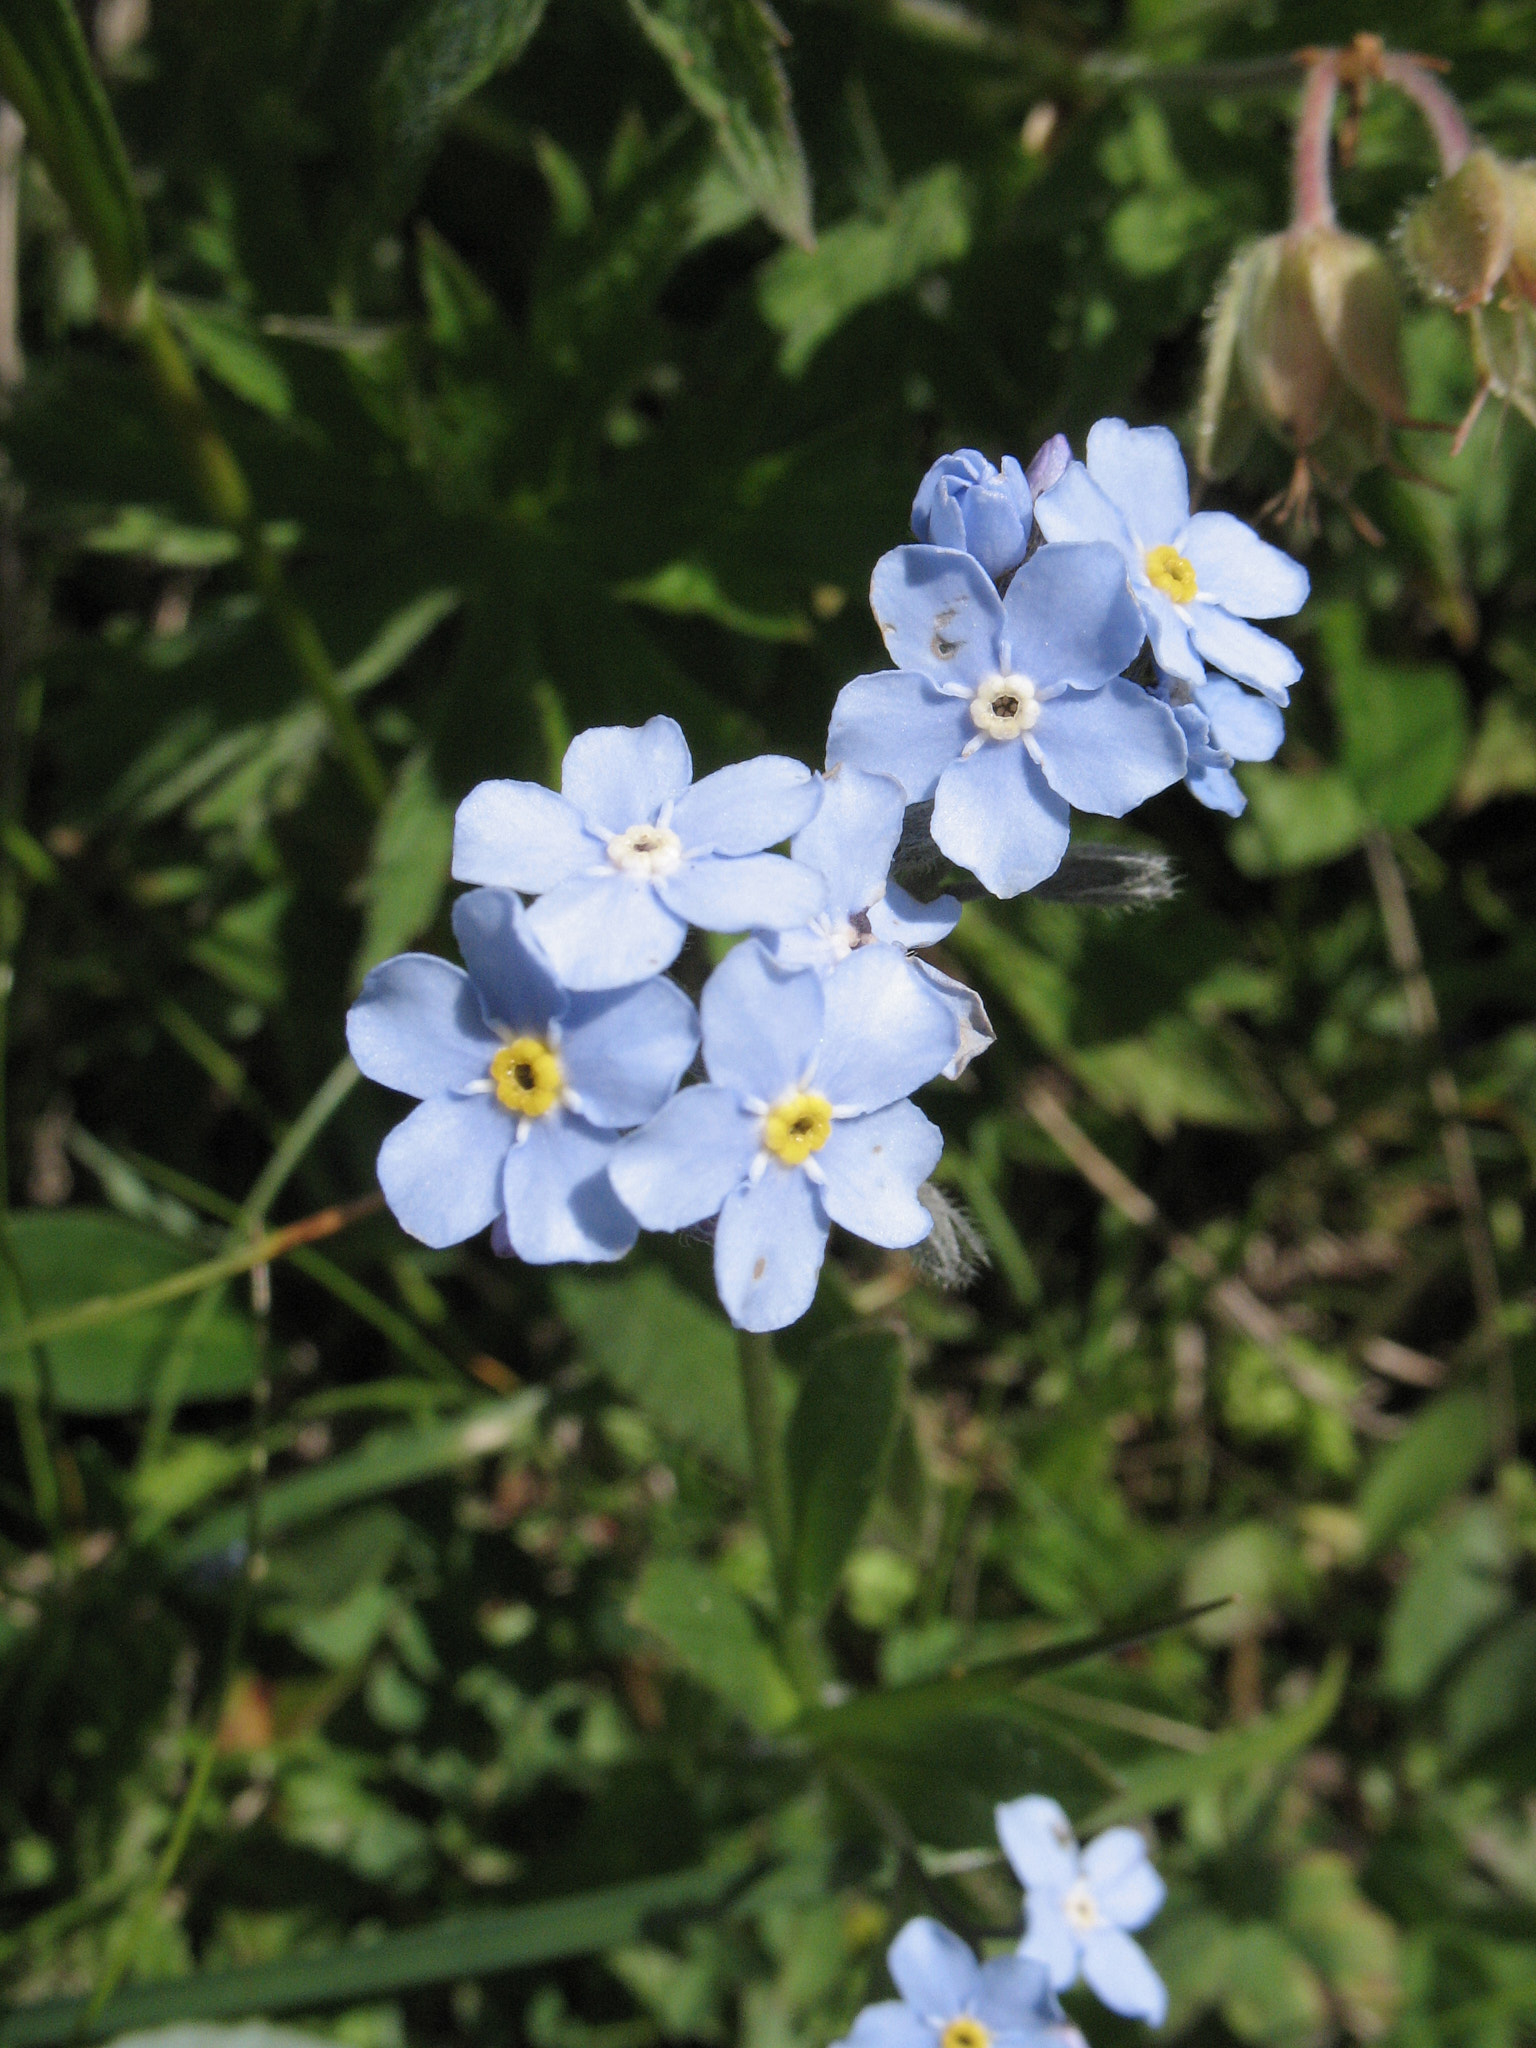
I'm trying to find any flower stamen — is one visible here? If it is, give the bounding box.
[607,822,683,877]
[1144,544,1197,604]
[489,1037,563,1119]
[969,673,1039,740]
[1062,1879,1102,1933]
[762,1090,833,1167]
[941,2021,991,2048]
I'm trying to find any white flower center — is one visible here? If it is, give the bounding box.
[970,673,1039,740]
[606,822,683,877]
[1062,1880,1101,1933]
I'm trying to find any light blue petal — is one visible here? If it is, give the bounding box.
[1078,1929,1167,2024]
[867,882,959,950]
[912,449,989,537]
[501,1113,637,1262]
[973,1957,1060,2034]
[931,743,1070,898]
[1186,604,1300,701]
[792,766,907,915]
[997,1796,1079,1892]
[657,851,826,932]
[1187,761,1247,814]
[526,872,685,991]
[887,1918,981,2023]
[701,940,823,1100]
[714,1165,828,1332]
[1031,463,1132,551]
[1140,586,1203,688]
[1085,418,1188,547]
[671,754,822,855]
[376,1093,511,1249]
[451,888,565,1035]
[1019,1906,1080,1994]
[347,954,497,1099]
[561,716,693,833]
[826,672,972,803]
[1198,674,1285,761]
[559,977,698,1128]
[1181,511,1309,619]
[1002,542,1144,690]
[1035,677,1187,817]
[869,546,1005,691]
[607,1085,759,1230]
[843,2005,935,2048]
[451,780,598,890]
[911,959,994,1078]
[816,945,958,1112]
[818,1100,943,1248]
[1092,1865,1165,1935]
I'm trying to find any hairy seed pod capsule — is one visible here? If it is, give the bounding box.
[1400,147,1536,311]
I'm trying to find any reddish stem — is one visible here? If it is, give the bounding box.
[1292,56,1339,231]
[1379,53,1474,175]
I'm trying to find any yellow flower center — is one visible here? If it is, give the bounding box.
[1144,544,1197,604]
[941,2022,991,2048]
[969,673,1039,739]
[489,1037,563,1119]
[1062,1878,1102,1933]
[762,1091,833,1166]
[607,822,683,878]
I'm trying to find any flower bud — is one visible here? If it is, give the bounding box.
[911,448,1031,578]
[1195,225,1407,485]
[1400,148,1536,312]
[1024,432,1071,500]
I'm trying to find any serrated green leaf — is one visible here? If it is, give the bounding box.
[352,748,455,981]
[0,1211,257,1415]
[629,1555,798,1730]
[0,1861,747,2046]
[554,1267,749,1474]
[758,166,969,372]
[372,0,551,219]
[1357,1387,1489,1555]
[0,0,147,304]
[622,0,812,247]
[786,1329,901,1617]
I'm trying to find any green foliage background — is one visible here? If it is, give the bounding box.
[3,3,1536,2048]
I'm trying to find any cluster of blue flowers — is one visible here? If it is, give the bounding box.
[835,1797,1167,2048]
[348,421,1307,1328]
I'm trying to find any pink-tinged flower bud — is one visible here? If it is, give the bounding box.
[1195,225,1407,487]
[1400,148,1536,312]
[1025,433,1071,500]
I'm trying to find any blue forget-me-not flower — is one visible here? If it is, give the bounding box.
[1034,418,1309,704]
[912,450,1033,580]
[1156,667,1286,817]
[452,715,825,991]
[764,764,994,1078]
[347,888,698,1261]
[826,542,1186,896]
[608,938,954,1331]
[833,1915,1084,2048]
[996,1795,1168,2026]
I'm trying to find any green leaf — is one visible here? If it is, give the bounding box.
[1281,1852,1401,2042]
[337,590,463,696]
[786,1329,901,1617]
[1444,1611,1536,1756]
[758,165,969,373]
[1227,766,1368,876]
[0,1211,257,1415]
[1082,1651,1347,1826]
[1356,1387,1489,1555]
[162,297,294,419]
[629,1555,798,1730]
[621,0,813,247]
[0,0,148,305]
[1073,1014,1276,1136]
[1217,1924,1331,2048]
[1323,604,1468,830]
[617,561,811,642]
[554,1267,749,1474]
[0,1861,748,2046]
[1381,1501,1512,1700]
[177,1392,544,1561]
[351,748,455,981]
[372,0,551,218]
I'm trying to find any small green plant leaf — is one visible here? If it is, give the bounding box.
[786,1328,902,1617]
[1356,1387,1489,1555]
[629,1555,798,1729]
[352,748,455,981]
[1323,603,1469,830]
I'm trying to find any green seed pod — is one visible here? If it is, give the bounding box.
[1401,148,1521,311]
